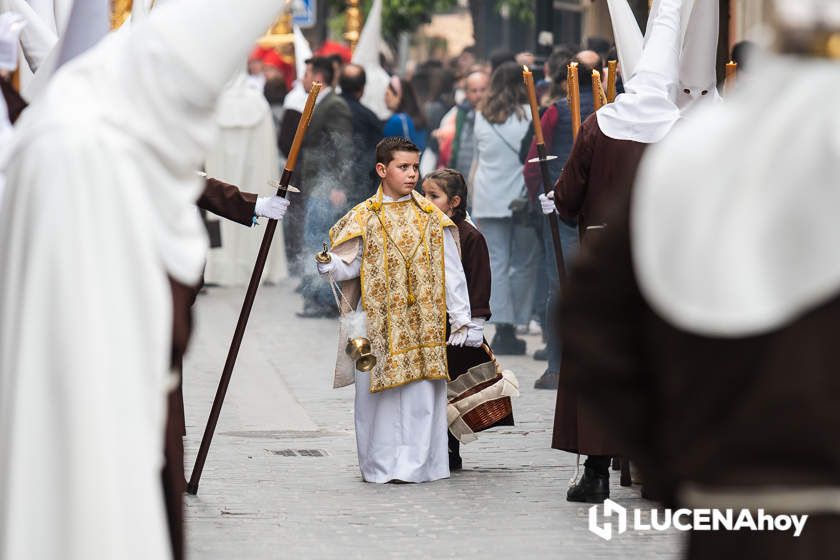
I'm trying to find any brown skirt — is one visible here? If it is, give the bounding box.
[551,383,619,456]
[162,370,185,560]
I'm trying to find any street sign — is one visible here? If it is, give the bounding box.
[292,0,317,28]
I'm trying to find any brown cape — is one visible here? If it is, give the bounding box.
[551,115,647,456]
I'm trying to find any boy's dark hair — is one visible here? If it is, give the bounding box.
[423,168,468,221]
[375,136,420,166]
[305,56,335,85]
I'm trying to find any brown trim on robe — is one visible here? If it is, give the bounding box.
[199,178,258,227]
[553,114,647,239]
[1,77,28,125]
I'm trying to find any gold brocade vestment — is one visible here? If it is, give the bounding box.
[330,189,455,393]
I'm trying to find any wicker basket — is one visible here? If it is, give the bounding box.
[461,396,513,433]
[450,343,513,433]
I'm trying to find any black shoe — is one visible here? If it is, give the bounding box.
[533,347,548,361]
[449,451,463,471]
[295,306,339,319]
[491,324,527,355]
[566,468,610,503]
[534,370,559,390]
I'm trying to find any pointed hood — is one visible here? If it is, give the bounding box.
[596,0,690,143]
[677,0,720,114]
[605,0,643,82]
[0,12,26,71]
[52,0,73,35]
[17,0,286,285]
[23,0,58,34]
[1,0,57,73]
[56,0,110,69]
[351,0,391,120]
[633,54,840,337]
[22,0,110,101]
[293,24,312,83]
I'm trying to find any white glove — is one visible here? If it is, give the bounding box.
[316,253,337,275]
[448,319,484,348]
[464,318,485,348]
[255,196,290,220]
[538,191,557,215]
[447,325,468,347]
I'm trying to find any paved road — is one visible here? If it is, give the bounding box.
[182,281,684,559]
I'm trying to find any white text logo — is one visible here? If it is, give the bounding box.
[588,500,808,541]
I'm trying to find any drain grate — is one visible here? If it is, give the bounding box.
[267,449,328,457]
[297,449,326,457]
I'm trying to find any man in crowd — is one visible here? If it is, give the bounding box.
[338,63,383,204]
[433,70,489,179]
[296,56,353,318]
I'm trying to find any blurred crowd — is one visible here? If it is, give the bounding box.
[244,38,643,387]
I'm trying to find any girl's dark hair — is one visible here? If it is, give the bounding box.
[478,61,529,124]
[423,168,468,221]
[389,77,428,130]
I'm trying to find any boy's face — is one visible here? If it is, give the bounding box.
[376,151,420,199]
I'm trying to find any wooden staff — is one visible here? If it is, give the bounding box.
[606,60,618,103]
[187,82,323,495]
[567,62,581,141]
[724,60,738,96]
[592,69,607,111]
[523,66,566,282]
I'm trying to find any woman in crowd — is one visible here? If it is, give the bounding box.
[383,76,429,151]
[470,61,539,355]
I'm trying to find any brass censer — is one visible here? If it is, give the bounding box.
[346,337,377,372]
[318,242,377,372]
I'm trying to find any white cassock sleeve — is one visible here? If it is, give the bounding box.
[444,227,472,330]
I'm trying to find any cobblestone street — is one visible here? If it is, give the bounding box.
[183,281,684,559]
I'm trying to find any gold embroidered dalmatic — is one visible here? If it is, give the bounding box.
[330,188,455,393]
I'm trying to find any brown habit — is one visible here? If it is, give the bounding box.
[164,177,257,560]
[551,114,647,456]
[1,78,27,125]
[559,191,840,558]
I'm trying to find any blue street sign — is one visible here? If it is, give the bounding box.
[292,0,316,28]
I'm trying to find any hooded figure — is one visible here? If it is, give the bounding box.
[605,0,644,88]
[602,0,719,131]
[351,0,391,121]
[676,0,720,113]
[558,0,840,556]
[0,0,283,558]
[541,0,694,504]
[595,0,689,143]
